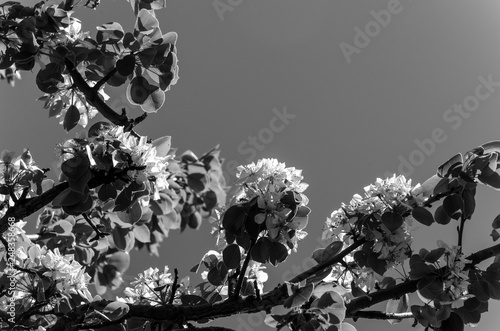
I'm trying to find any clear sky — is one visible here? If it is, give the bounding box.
[2,0,500,330]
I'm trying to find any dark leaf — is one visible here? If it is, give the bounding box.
[437,153,463,177]
[412,206,434,226]
[36,62,63,93]
[116,54,135,76]
[435,205,451,225]
[381,211,403,232]
[269,241,288,266]
[367,252,387,276]
[251,237,271,264]
[442,194,463,220]
[222,244,241,269]
[98,184,118,202]
[63,105,80,132]
[222,205,246,235]
[440,312,464,331]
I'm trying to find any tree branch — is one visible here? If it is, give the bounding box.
[233,239,255,299]
[346,241,500,316]
[351,310,414,321]
[290,238,366,283]
[0,166,134,234]
[63,58,135,129]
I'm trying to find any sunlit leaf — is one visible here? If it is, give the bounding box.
[283,283,314,308]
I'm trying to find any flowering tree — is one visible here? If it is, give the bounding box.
[1,1,500,330]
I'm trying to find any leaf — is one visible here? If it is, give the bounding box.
[88,121,113,137]
[207,261,227,286]
[36,62,64,93]
[48,100,63,117]
[478,172,500,190]
[114,187,134,211]
[386,294,409,325]
[472,280,490,302]
[151,135,171,157]
[102,301,129,321]
[367,252,387,276]
[138,48,156,69]
[312,241,343,264]
[435,205,451,225]
[222,244,241,269]
[409,254,435,280]
[150,195,173,215]
[134,9,159,35]
[98,184,118,202]
[462,186,476,219]
[283,283,314,308]
[422,247,445,263]
[440,312,464,331]
[51,219,73,235]
[493,214,500,229]
[491,229,500,241]
[116,54,136,76]
[63,105,80,131]
[251,237,271,264]
[96,22,124,44]
[437,153,463,177]
[412,207,434,226]
[417,275,444,301]
[222,204,246,236]
[141,88,165,113]
[443,194,463,220]
[269,241,288,266]
[106,251,130,273]
[381,211,403,232]
[133,224,150,243]
[126,75,157,105]
[112,226,134,251]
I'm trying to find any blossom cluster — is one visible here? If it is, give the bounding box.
[323,175,417,266]
[118,266,190,305]
[436,240,472,308]
[0,149,45,218]
[232,158,309,248]
[1,232,93,314]
[92,126,171,198]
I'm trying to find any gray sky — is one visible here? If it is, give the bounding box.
[2,0,500,330]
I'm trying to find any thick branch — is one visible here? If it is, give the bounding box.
[50,239,367,330]
[64,58,142,132]
[0,182,69,234]
[351,311,414,321]
[346,241,500,316]
[0,167,133,234]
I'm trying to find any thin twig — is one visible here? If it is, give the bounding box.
[168,268,179,305]
[232,239,256,300]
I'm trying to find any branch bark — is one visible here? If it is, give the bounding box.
[0,167,133,234]
[63,58,144,132]
[43,239,500,330]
